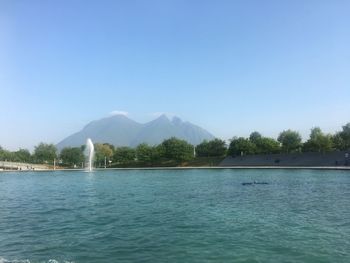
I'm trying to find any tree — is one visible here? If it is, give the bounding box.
[254,137,281,154]
[94,143,114,167]
[135,143,162,165]
[114,147,136,164]
[196,139,227,157]
[228,137,256,156]
[161,137,194,162]
[248,132,280,154]
[60,147,85,167]
[249,131,262,144]
[136,143,154,164]
[13,149,32,163]
[277,130,302,153]
[332,133,345,151]
[333,123,350,150]
[152,145,165,163]
[303,127,333,153]
[196,140,209,157]
[102,143,115,153]
[33,143,57,164]
[0,146,14,161]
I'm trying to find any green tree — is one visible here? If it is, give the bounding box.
[196,139,227,157]
[136,144,162,165]
[196,140,209,157]
[249,131,262,144]
[228,137,256,156]
[0,146,3,160]
[136,143,154,164]
[94,143,114,167]
[277,130,302,153]
[60,147,85,167]
[102,143,115,153]
[254,137,281,154]
[114,147,136,164]
[33,143,57,164]
[0,146,14,161]
[303,127,333,153]
[13,149,32,163]
[154,144,166,162]
[333,123,350,150]
[161,137,194,162]
[332,133,345,151]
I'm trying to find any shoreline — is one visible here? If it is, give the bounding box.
[1,166,350,172]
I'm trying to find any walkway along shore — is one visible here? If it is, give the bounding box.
[1,166,350,172]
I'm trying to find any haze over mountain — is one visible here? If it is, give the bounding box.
[56,115,215,149]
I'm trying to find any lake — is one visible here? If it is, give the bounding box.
[0,169,349,262]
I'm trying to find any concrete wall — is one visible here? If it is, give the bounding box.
[0,161,50,171]
[220,151,350,167]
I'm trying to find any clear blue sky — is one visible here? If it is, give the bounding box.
[1,0,349,151]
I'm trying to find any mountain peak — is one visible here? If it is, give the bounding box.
[109,114,132,120]
[154,114,170,122]
[172,116,182,125]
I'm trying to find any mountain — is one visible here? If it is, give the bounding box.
[130,115,214,147]
[56,115,142,149]
[56,114,215,149]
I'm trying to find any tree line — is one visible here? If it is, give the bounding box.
[1,123,349,167]
[228,123,350,156]
[0,137,198,168]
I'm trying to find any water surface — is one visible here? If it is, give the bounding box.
[0,169,349,262]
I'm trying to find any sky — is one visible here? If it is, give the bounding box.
[1,0,349,151]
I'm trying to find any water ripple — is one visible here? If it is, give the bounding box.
[0,169,349,262]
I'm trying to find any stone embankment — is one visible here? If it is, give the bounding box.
[220,150,350,167]
[0,161,50,171]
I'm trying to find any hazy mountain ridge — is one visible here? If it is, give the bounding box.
[57,115,214,149]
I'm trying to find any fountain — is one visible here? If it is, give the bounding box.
[85,138,94,172]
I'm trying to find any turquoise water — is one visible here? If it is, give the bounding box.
[0,169,349,263]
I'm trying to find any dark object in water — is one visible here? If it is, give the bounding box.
[242,181,269,186]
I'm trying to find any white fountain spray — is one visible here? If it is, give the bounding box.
[85,138,95,172]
